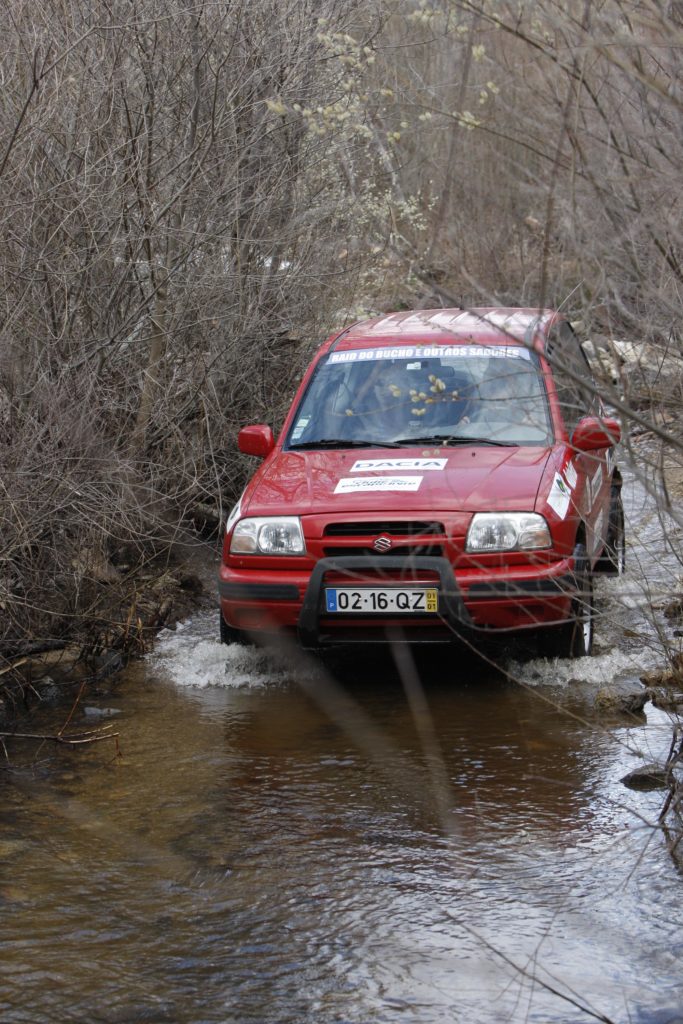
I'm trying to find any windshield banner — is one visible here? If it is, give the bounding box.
[329,346,531,364]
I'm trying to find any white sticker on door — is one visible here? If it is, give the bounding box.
[547,473,571,519]
[564,461,578,489]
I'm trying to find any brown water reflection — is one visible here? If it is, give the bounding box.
[0,635,681,1024]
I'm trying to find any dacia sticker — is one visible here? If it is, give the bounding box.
[334,476,423,494]
[350,458,447,472]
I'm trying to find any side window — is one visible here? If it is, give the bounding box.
[547,323,595,429]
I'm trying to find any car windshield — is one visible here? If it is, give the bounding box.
[286,344,552,448]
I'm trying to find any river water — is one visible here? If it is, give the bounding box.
[1,470,683,1024]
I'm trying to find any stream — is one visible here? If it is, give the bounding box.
[1,468,682,1024]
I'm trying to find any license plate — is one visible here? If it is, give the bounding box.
[324,587,439,614]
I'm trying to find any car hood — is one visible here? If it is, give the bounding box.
[243,446,553,516]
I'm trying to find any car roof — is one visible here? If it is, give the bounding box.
[330,307,559,352]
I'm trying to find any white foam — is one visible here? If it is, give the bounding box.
[510,644,659,688]
[152,629,291,689]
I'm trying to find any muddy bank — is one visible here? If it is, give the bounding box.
[0,544,216,731]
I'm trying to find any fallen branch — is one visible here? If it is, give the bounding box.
[0,724,119,746]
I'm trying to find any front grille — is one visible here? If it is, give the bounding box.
[323,520,444,537]
[323,544,444,558]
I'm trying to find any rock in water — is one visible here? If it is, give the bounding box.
[594,687,651,715]
[620,764,669,790]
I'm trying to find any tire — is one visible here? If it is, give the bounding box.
[595,488,625,576]
[220,612,246,646]
[537,543,594,658]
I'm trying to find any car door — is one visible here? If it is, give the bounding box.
[546,321,610,561]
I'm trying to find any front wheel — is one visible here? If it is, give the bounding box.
[537,544,594,658]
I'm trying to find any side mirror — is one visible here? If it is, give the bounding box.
[572,416,620,452]
[238,424,275,458]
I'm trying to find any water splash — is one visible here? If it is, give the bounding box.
[152,620,292,689]
[511,643,660,689]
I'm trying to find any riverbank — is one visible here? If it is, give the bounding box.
[0,540,217,731]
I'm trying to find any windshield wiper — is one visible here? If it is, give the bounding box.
[394,434,518,447]
[288,438,402,450]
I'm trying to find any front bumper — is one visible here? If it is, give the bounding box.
[298,556,470,648]
[219,553,576,648]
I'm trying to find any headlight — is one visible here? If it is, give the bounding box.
[466,513,551,552]
[230,516,305,555]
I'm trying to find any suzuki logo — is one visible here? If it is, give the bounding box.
[373,535,392,552]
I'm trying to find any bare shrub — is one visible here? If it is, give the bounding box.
[0,0,387,652]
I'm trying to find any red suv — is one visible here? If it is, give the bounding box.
[219,308,623,657]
